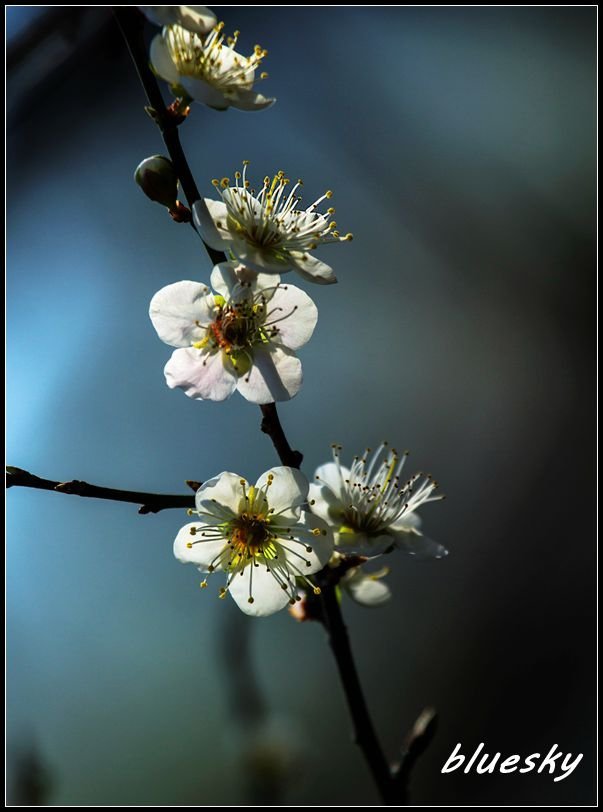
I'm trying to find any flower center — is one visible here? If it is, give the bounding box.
[230,513,271,557]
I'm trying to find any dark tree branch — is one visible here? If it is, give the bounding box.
[113,10,436,803]
[6,467,195,514]
[318,581,394,803]
[260,403,303,468]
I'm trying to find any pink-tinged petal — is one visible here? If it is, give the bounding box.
[149,280,213,347]
[195,471,246,516]
[288,252,337,285]
[228,563,291,617]
[255,466,308,513]
[236,344,302,404]
[149,33,181,85]
[265,283,317,351]
[230,88,276,111]
[164,347,237,401]
[174,524,227,569]
[192,199,232,250]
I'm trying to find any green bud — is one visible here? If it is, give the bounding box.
[134,155,178,208]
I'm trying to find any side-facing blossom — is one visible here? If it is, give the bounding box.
[139,5,217,34]
[174,467,333,616]
[309,443,447,558]
[150,22,274,111]
[193,163,352,285]
[149,261,317,404]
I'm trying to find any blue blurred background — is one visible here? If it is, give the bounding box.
[7,6,595,805]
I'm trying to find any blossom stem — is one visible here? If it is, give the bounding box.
[6,466,195,514]
[113,6,225,266]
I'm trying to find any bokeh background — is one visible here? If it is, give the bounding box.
[7,5,596,806]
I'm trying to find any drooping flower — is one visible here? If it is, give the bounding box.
[149,22,274,111]
[341,563,391,607]
[193,163,352,285]
[174,467,333,616]
[149,261,317,404]
[139,5,217,34]
[308,443,447,558]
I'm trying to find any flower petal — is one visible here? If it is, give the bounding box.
[193,199,232,250]
[335,531,395,556]
[230,236,290,273]
[314,461,351,498]
[228,563,291,617]
[281,511,333,575]
[164,347,237,401]
[308,483,346,526]
[255,466,308,514]
[230,88,276,111]
[344,569,391,607]
[174,5,217,34]
[288,252,337,285]
[195,471,246,516]
[390,511,422,532]
[236,344,302,404]
[266,283,317,351]
[149,33,181,85]
[210,261,280,300]
[149,280,213,347]
[174,524,227,569]
[180,76,230,109]
[394,531,448,560]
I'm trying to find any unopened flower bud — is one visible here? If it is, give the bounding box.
[134,155,178,208]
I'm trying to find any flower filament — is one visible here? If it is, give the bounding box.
[212,162,353,259]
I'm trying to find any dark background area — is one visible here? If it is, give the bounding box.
[7,6,596,806]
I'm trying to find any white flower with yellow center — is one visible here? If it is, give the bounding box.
[149,22,274,111]
[193,163,353,285]
[149,261,317,403]
[139,5,217,34]
[309,444,447,558]
[174,467,333,616]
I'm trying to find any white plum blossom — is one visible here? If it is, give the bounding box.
[341,563,391,607]
[193,163,353,285]
[149,261,317,404]
[150,22,274,111]
[174,467,333,616]
[139,5,217,34]
[309,443,447,558]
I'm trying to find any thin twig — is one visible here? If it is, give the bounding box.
[6,467,195,514]
[113,6,224,265]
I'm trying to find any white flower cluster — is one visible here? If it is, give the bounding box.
[140,6,447,616]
